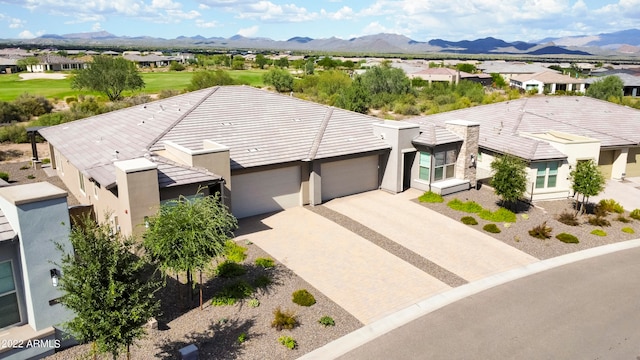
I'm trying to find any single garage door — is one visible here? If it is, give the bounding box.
[231,166,301,218]
[598,150,614,179]
[321,155,379,201]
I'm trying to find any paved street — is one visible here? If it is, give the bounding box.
[336,245,640,360]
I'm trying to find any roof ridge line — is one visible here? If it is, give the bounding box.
[306,107,334,161]
[147,87,220,149]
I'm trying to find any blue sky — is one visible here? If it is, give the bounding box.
[0,0,638,42]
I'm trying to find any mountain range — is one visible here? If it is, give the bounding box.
[2,29,640,57]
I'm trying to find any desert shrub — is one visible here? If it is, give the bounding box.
[158,89,181,99]
[248,298,260,308]
[278,336,296,350]
[557,211,579,226]
[615,215,631,223]
[215,260,246,278]
[237,332,247,344]
[255,257,275,268]
[0,123,28,143]
[556,233,579,244]
[483,223,501,233]
[0,101,21,123]
[590,229,607,237]
[0,172,8,181]
[169,61,186,71]
[211,280,254,306]
[418,191,444,203]
[447,199,483,213]
[318,316,335,327]
[20,164,29,170]
[272,307,297,331]
[292,289,316,306]
[65,96,77,104]
[225,240,247,263]
[253,274,272,289]
[588,216,611,227]
[598,199,624,214]
[622,227,635,234]
[528,221,552,239]
[479,208,517,223]
[630,209,640,220]
[41,158,51,164]
[461,216,478,225]
[27,175,35,179]
[13,93,53,119]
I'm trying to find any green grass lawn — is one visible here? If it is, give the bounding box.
[0,69,267,102]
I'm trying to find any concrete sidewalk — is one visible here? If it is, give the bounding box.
[238,207,451,324]
[323,190,538,282]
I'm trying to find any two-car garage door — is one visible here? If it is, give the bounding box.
[231,166,301,219]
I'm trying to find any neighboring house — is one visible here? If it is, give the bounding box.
[0,58,18,74]
[585,71,640,97]
[27,54,86,72]
[510,71,586,94]
[478,61,558,83]
[408,68,492,86]
[406,96,640,200]
[123,54,178,68]
[0,182,74,360]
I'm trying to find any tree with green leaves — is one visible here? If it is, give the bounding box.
[490,73,506,88]
[231,55,245,70]
[255,54,269,69]
[143,193,238,309]
[335,77,371,114]
[188,70,235,91]
[586,75,624,102]
[16,57,40,72]
[490,154,528,210]
[456,63,477,73]
[71,55,144,101]
[57,215,160,360]
[274,56,289,68]
[263,68,294,92]
[570,159,605,214]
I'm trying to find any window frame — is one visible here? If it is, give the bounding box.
[534,161,559,189]
[434,149,457,182]
[0,260,21,329]
[418,152,431,182]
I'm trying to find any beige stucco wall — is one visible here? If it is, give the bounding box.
[598,150,614,179]
[627,147,640,177]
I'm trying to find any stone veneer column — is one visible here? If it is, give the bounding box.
[445,120,480,187]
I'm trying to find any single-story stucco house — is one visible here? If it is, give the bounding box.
[510,71,586,94]
[406,96,640,201]
[38,87,640,236]
[0,182,74,360]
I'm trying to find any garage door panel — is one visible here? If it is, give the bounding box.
[322,156,379,201]
[232,166,300,218]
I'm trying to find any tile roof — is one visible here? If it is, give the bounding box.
[511,71,585,84]
[404,96,640,161]
[41,86,389,186]
[408,122,462,146]
[0,209,16,242]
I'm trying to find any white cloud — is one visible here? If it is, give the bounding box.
[150,0,182,10]
[9,18,25,29]
[198,3,210,9]
[17,30,36,38]
[195,19,219,28]
[237,25,258,37]
[92,22,102,31]
[321,6,354,20]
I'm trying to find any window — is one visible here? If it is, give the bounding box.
[93,181,100,199]
[419,152,431,181]
[535,162,559,189]
[434,149,456,181]
[78,171,85,194]
[0,261,20,328]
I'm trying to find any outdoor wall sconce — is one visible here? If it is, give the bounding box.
[50,269,59,287]
[144,216,150,228]
[470,154,476,167]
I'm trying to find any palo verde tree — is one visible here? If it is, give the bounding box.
[263,68,294,92]
[71,55,144,101]
[57,215,160,360]
[570,159,605,214]
[490,154,528,210]
[143,192,238,309]
[586,75,624,102]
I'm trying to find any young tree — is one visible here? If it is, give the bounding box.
[71,55,144,101]
[570,159,605,214]
[586,75,624,102]
[16,57,40,72]
[188,70,235,91]
[263,68,294,92]
[490,154,528,210]
[255,54,269,69]
[335,77,371,114]
[57,215,160,360]
[143,193,238,309]
[274,56,289,68]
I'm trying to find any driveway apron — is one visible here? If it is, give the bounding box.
[237,207,450,325]
[323,189,538,282]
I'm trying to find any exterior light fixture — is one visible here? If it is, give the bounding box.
[144,216,150,229]
[50,269,59,287]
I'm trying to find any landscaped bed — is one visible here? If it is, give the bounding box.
[416,186,639,260]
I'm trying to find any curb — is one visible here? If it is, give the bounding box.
[299,238,640,360]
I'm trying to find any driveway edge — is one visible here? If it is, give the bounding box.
[299,238,640,360]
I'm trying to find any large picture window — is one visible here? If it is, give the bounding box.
[535,162,559,189]
[419,152,431,181]
[0,261,20,328]
[434,149,456,181]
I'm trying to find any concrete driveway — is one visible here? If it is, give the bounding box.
[592,177,640,211]
[323,189,538,282]
[237,207,450,325]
